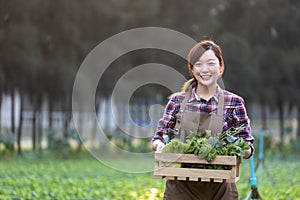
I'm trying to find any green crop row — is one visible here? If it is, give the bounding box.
[0,155,163,200]
[237,156,300,200]
[0,152,300,199]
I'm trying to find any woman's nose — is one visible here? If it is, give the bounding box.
[200,64,209,72]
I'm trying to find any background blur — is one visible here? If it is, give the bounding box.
[1,0,300,199]
[1,0,300,153]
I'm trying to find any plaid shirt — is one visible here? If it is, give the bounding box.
[152,87,254,155]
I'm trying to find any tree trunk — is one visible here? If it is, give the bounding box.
[297,105,300,140]
[17,93,24,155]
[37,109,43,151]
[63,111,69,138]
[47,97,54,149]
[63,95,71,139]
[63,108,71,139]
[36,95,43,151]
[48,97,53,129]
[278,101,284,142]
[77,107,83,151]
[32,101,37,151]
[91,96,101,146]
[0,91,2,132]
[104,97,110,132]
[11,90,15,133]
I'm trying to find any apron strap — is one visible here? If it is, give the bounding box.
[173,86,192,135]
[217,90,224,116]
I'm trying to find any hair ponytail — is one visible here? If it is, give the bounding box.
[181,78,196,92]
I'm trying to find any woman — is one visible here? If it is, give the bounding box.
[152,40,254,200]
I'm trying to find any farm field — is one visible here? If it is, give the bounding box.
[0,152,300,199]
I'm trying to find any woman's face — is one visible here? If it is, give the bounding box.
[191,49,221,88]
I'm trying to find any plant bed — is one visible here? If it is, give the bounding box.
[154,153,240,183]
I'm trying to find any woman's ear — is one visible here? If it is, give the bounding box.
[220,70,224,76]
[219,65,224,76]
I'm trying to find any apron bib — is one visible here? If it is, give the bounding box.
[173,87,224,141]
[164,87,238,200]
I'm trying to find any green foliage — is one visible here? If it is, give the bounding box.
[185,126,250,163]
[252,133,300,161]
[237,156,300,199]
[106,129,152,153]
[0,130,15,152]
[161,127,250,170]
[290,139,300,152]
[0,153,164,199]
[132,138,153,153]
[0,151,299,199]
[162,139,189,154]
[46,128,83,158]
[271,138,300,158]
[260,134,276,151]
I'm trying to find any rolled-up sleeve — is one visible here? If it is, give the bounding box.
[234,97,255,158]
[151,95,181,144]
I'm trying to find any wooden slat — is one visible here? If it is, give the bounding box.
[154,153,240,183]
[177,176,188,181]
[163,176,228,183]
[200,178,211,182]
[154,175,164,179]
[155,153,236,165]
[235,163,240,177]
[154,167,235,180]
[188,177,199,181]
[166,176,175,180]
[213,179,224,183]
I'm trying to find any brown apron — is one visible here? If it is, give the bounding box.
[164,87,238,200]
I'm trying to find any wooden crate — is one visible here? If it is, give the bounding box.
[154,153,240,183]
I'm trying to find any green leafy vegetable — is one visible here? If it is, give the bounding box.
[163,125,250,168]
[162,139,189,154]
[185,125,250,163]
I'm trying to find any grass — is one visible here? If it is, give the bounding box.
[0,150,300,199]
[237,156,300,199]
[0,151,164,200]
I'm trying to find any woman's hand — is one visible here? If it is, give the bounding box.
[243,148,252,159]
[152,140,165,152]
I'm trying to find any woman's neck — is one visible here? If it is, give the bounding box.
[196,84,217,101]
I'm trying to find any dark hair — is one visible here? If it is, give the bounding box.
[182,40,224,92]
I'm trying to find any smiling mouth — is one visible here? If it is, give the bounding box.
[200,75,212,80]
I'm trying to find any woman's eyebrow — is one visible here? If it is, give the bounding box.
[196,58,218,63]
[198,58,217,62]
[207,58,218,61]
